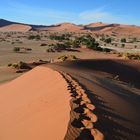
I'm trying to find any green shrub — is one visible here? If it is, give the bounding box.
[28,35,41,40]
[103,48,112,52]
[25,48,32,51]
[121,44,125,48]
[58,55,77,61]
[104,38,112,44]
[13,47,20,52]
[9,61,31,69]
[8,63,12,67]
[40,43,47,46]
[121,38,126,43]
[12,63,19,68]
[49,34,69,41]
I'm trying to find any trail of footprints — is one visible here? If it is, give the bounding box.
[62,73,104,140]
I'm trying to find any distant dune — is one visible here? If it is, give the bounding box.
[0,24,32,32]
[42,22,84,32]
[86,22,108,28]
[0,18,140,35]
[85,22,140,35]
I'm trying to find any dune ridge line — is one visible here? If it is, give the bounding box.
[61,72,104,140]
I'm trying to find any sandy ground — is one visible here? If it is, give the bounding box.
[0,48,121,84]
[0,67,71,140]
[0,66,22,84]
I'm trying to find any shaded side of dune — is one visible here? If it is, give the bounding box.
[62,73,104,140]
[55,59,140,89]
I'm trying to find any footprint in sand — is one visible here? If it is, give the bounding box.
[82,119,94,129]
[80,101,95,110]
[84,108,98,122]
[91,129,104,140]
[82,96,91,104]
[86,103,95,110]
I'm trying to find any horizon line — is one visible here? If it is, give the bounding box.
[0,18,140,27]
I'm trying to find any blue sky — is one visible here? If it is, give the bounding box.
[0,0,140,25]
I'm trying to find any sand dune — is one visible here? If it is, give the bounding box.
[86,22,108,28]
[0,19,140,35]
[0,67,71,140]
[100,24,140,35]
[0,24,32,32]
[44,23,84,32]
[85,22,140,35]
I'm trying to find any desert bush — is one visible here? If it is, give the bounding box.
[132,37,137,42]
[104,38,112,44]
[117,53,140,60]
[28,35,41,40]
[58,55,68,61]
[8,63,12,67]
[58,55,77,61]
[103,48,112,52]
[49,34,69,41]
[9,61,31,69]
[13,47,20,52]
[46,48,55,52]
[75,35,100,50]
[40,43,47,46]
[72,39,80,48]
[127,54,140,60]
[18,61,31,69]
[54,42,71,51]
[13,47,32,53]
[12,63,19,68]
[121,38,126,43]
[25,48,32,51]
[121,44,125,48]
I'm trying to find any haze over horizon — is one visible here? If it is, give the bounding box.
[0,0,140,26]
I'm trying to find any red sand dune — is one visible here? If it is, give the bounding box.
[100,24,140,35]
[0,24,32,32]
[86,22,108,28]
[0,67,71,140]
[85,22,140,35]
[46,23,84,32]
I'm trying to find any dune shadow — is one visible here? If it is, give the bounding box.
[80,84,140,140]
[75,129,94,140]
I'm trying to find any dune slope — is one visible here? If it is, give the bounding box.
[0,66,71,140]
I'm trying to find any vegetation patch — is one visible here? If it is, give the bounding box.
[8,61,31,70]
[58,55,78,61]
[28,35,41,40]
[13,47,32,53]
[118,53,140,60]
